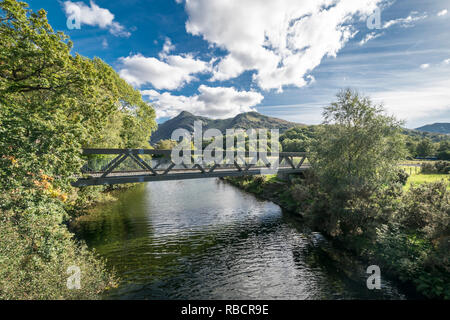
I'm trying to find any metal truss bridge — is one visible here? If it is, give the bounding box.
[72,149,310,187]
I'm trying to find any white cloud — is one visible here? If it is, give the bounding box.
[359,32,384,46]
[118,40,211,90]
[182,0,386,92]
[63,1,130,37]
[382,11,428,29]
[142,85,264,119]
[420,63,430,69]
[372,79,450,124]
[443,59,450,65]
[102,38,108,49]
[161,38,175,56]
[437,9,448,17]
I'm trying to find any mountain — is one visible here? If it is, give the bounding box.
[402,128,449,143]
[150,111,303,144]
[415,123,450,135]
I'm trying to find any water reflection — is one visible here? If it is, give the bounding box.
[76,178,408,300]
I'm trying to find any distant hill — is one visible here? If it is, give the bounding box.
[150,111,303,144]
[402,128,450,143]
[415,123,450,135]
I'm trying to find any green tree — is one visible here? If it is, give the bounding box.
[0,0,156,299]
[312,89,406,196]
[437,140,450,160]
[416,138,436,157]
[308,89,406,237]
[156,139,178,150]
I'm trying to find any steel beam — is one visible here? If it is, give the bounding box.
[73,149,310,187]
[72,168,308,187]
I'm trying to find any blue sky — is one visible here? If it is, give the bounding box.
[27,0,450,128]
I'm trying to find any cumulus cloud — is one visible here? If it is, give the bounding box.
[437,9,448,17]
[181,0,386,92]
[118,39,211,90]
[444,59,450,65]
[359,32,384,46]
[420,63,430,69]
[63,1,130,37]
[142,85,264,119]
[382,11,428,29]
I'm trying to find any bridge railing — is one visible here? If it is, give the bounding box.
[81,149,308,171]
[74,148,309,186]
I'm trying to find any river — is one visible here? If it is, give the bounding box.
[75,178,410,299]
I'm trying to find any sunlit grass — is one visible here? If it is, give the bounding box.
[405,173,450,191]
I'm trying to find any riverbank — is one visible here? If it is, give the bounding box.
[68,184,138,231]
[223,174,449,299]
[222,175,301,213]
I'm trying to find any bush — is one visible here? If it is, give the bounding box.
[374,182,450,299]
[0,211,118,299]
[435,161,450,174]
[397,182,449,239]
[421,161,450,174]
[437,150,450,161]
[394,168,410,185]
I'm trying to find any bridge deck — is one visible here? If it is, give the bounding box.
[73,166,309,187]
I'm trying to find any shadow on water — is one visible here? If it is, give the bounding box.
[75,178,411,300]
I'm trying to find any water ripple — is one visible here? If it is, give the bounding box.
[77,179,409,300]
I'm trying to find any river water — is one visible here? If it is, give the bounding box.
[76,178,409,299]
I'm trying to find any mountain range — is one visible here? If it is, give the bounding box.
[150,111,450,144]
[150,111,303,144]
[415,123,450,135]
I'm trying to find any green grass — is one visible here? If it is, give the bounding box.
[405,173,449,190]
[265,174,279,183]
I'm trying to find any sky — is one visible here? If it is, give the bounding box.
[26,0,450,128]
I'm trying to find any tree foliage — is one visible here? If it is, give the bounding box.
[415,138,436,158]
[0,0,156,299]
[311,89,406,198]
[279,126,320,152]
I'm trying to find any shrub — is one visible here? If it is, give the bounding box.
[397,182,449,240]
[0,211,118,299]
[374,182,450,299]
[437,150,450,161]
[420,161,450,174]
[394,168,410,185]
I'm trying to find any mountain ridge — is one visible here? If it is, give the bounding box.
[150,111,303,144]
[415,123,450,135]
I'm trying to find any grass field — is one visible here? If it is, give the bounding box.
[397,161,449,190]
[405,172,449,190]
[264,163,449,191]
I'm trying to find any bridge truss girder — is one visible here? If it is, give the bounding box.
[73,149,309,187]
